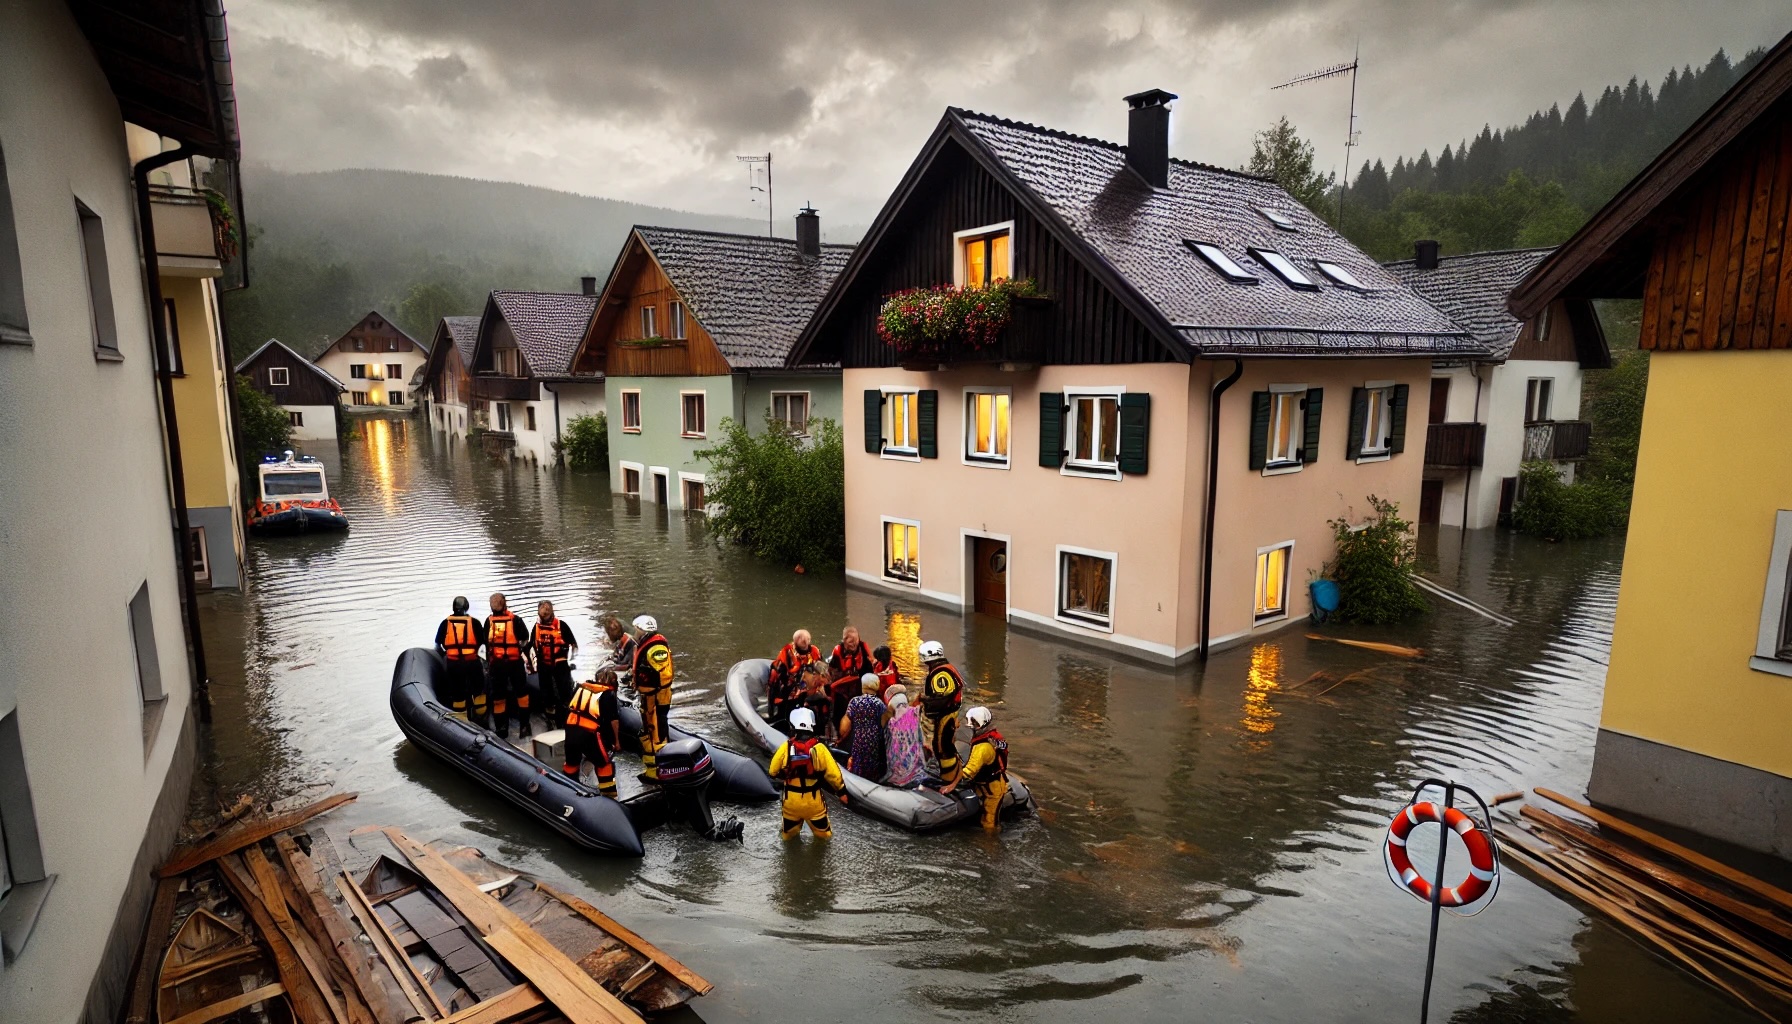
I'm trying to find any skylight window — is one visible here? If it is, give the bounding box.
[1250,248,1319,290]
[1257,207,1298,231]
[1316,260,1371,291]
[1185,241,1259,284]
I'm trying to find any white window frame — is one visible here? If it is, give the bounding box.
[1264,383,1308,476]
[680,390,707,438]
[649,467,671,504]
[770,390,811,435]
[268,366,289,386]
[678,471,707,513]
[1358,379,1397,463]
[881,516,922,588]
[620,389,642,433]
[640,304,657,338]
[1752,510,1792,678]
[188,526,210,583]
[1061,385,1125,480]
[620,461,644,498]
[669,300,687,340]
[1055,544,1117,633]
[524,404,536,431]
[288,410,304,427]
[495,402,512,432]
[962,386,1012,468]
[880,387,920,461]
[1254,541,1296,624]
[952,220,1015,287]
[1525,377,1554,424]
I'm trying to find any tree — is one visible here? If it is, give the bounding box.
[234,375,292,498]
[554,412,608,470]
[697,417,845,570]
[1245,116,1335,216]
[395,276,480,341]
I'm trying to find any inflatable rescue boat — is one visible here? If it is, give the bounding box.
[247,452,348,534]
[723,658,1034,832]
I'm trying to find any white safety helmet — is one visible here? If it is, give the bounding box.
[965,706,992,731]
[632,614,658,633]
[918,640,946,662]
[788,707,817,734]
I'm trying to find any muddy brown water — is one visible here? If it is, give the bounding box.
[195,416,1753,1023]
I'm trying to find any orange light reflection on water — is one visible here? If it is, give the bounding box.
[883,611,923,688]
[363,417,397,512]
[1242,642,1283,745]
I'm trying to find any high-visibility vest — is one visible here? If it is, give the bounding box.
[442,617,479,661]
[566,684,613,733]
[634,633,673,697]
[487,613,523,661]
[923,663,964,713]
[535,619,570,665]
[831,642,871,679]
[966,729,1009,786]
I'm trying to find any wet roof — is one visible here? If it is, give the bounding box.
[442,315,480,363]
[1384,248,1554,361]
[489,290,599,376]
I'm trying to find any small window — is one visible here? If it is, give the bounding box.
[1525,378,1553,423]
[883,519,920,585]
[1255,543,1293,622]
[188,527,210,584]
[1058,549,1114,629]
[1250,248,1318,290]
[883,389,919,455]
[1266,388,1306,469]
[1,709,52,957]
[1360,384,1395,457]
[957,225,1012,288]
[1751,511,1792,676]
[353,338,365,351]
[682,478,706,511]
[288,410,304,427]
[621,390,642,432]
[525,405,536,431]
[387,363,402,380]
[1316,261,1370,291]
[1186,241,1259,283]
[641,305,657,338]
[268,366,290,387]
[0,145,28,341]
[129,581,164,704]
[681,392,706,437]
[1066,392,1120,474]
[389,390,405,405]
[965,389,1011,464]
[622,465,642,497]
[495,402,512,432]
[669,300,687,340]
[771,391,810,434]
[162,299,185,375]
[350,390,368,405]
[1256,207,1298,231]
[350,364,366,379]
[76,199,119,355]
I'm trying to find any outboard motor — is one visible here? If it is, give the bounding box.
[628,738,744,842]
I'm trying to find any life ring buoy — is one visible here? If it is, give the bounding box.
[1385,802,1496,907]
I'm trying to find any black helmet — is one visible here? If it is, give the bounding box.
[452,595,469,614]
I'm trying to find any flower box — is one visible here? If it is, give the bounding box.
[879,281,1049,368]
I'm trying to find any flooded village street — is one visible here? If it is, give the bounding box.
[190,417,1749,1024]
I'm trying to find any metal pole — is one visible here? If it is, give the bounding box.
[766,152,774,238]
[1339,53,1358,226]
[1418,781,1454,1024]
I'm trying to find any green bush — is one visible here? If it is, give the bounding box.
[555,412,608,470]
[1582,348,1649,494]
[1324,495,1429,624]
[697,416,844,570]
[1510,461,1628,541]
[235,374,292,459]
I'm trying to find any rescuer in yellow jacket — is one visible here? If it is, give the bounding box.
[631,614,675,780]
[769,708,846,839]
[917,640,965,781]
[941,706,1009,832]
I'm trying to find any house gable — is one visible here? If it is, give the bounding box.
[316,310,421,360]
[235,339,343,406]
[572,232,734,378]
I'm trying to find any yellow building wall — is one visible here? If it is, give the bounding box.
[1602,348,1792,778]
[164,275,238,511]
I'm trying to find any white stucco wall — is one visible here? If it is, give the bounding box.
[283,403,339,440]
[1428,360,1585,530]
[315,345,428,409]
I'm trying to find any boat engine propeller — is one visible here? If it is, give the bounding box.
[625,737,745,842]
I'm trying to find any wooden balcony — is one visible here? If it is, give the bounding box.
[898,295,1051,369]
[471,374,537,403]
[1523,420,1592,461]
[1424,421,1486,468]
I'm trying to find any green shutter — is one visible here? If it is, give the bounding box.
[1118,393,1151,475]
[917,389,939,459]
[1248,391,1271,470]
[1039,393,1066,468]
[1388,383,1411,455]
[1346,387,1367,460]
[1301,388,1323,465]
[863,389,883,453]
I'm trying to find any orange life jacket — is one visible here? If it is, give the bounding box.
[831,642,871,679]
[633,633,672,697]
[771,643,822,700]
[442,616,479,661]
[486,612,523,661]
[565,683,614,734]
[535,619,569,665]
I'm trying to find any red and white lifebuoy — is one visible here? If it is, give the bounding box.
[1385,802,1496,907]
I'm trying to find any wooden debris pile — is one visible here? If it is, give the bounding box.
[1497,788,1792,1022]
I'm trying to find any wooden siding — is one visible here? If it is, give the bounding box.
[428,345,470,404]
[1509,300,1580,361]
[239,347,340,406]
[1641,114,1792,351]
[320,311,417,358]
[573,241,734,377]
[819,142,1170,368]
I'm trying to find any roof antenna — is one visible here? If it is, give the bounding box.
[1272,41,1361,227]
[736,152,773,237]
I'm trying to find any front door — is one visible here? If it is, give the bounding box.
[653,471,669,505]
[1419,479,1444,525]
[972,538,1007,618]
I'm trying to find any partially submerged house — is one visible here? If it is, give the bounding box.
[789,91,1484,662]
[236,338,347,440]
[419,314,480,437]
[1509,28,1792,858]
[572,217,851,508]
[312,310,428,411]
[467,285,604,465]
[1385,244,1610,528]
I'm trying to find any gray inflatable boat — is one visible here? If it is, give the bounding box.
[723,659,1034,833]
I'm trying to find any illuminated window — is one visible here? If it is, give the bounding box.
[883,519,920,585]
[1360,384,1395,457]
[1266,387,1305,469]
[268,366,289,386]
[882,389,918,455]
[956,224,1012,287]
[621,389,641,432]
[681,391,706,437]
[1058,549,1114,629]
[1066,391,1120,474]
[965,389,1010,464]
[771,391,810,434]
[1255,543,1293,622]
[670,300,687,340]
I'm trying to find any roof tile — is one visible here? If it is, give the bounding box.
[1383,248,1553,361]
[491,291,598,376]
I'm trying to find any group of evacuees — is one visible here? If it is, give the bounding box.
[766,627,1011,838]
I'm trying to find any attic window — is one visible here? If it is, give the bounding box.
[1250,248,1318,291]
[1185,241,1259,284]
[1315,260,1370,291]
[1256,207,1298,231]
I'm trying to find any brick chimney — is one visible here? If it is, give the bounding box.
[1124,88,1177,189]
[795,203,821,257]
[580,275,597,295]
[1414,240,1441,271]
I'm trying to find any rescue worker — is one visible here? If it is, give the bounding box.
[918,640,965,782]
[941,706,1010,832]
[602,616,637,695]
[563,668,622,798]
[768,708,846,839]
[434,597,485,721]
[484,593,530,739]
[826,626,872,726]
[528,602,578,730]
[768,629,824,729]
[631,614,675,781]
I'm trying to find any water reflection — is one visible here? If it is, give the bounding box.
[1241,641,1283,743]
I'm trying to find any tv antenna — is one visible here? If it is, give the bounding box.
[1272,44,1360,224]
[736,152,772,237]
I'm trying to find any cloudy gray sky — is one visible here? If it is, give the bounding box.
[230,0,1787,232]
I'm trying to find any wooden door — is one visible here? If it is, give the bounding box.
[1419,479,1444,525]
[972,538,1007,618]
[653,472,668,505]
[1428,378,1451,424]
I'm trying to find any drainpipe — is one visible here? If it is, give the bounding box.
[1463,364,1484,533]
[134,145,212,723]
[1198,359,1246,662]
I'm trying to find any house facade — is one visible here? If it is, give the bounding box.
[468,285,604,465]
[312,310,428,410]
[1386,245,1610,528]
[791,93,1482,662]
[420,314,479,437]
[0,0,240,1019]
[236,338,347,440]
[572,219,850,509]
[1510,30,1792,858]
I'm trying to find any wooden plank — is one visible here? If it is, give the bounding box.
[1681,183,1721,350]
[215,854,337,1024]
[439,984,546,1024]
[381,829,642,1024]
[337,870,447,1020]
[273,835,400,1024]
[1639,245,1667,351]
[1535,788,1792,915]
[255,848,377,1024]
[1750,124,1792,347]
[1773,127,1792,348]
[246,845,296,931]
[535,882,713,996]
[159,793,358,877]
[159,945,263,988]
[122,875,182,1024]
[1713,153,1757,350]
[163,983,288,1024]
[1732,129,1780,348]
[245,846,356,1024]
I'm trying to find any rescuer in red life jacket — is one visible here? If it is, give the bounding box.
[941,705,1010,832]
[484,592,530,739]
[768,629,824,729]
[434,596,486,722]
[768,707,846,840]
[826,625,872,729]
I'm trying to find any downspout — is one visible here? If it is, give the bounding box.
[1463,364,1484,533]
[134,145,212,724]
[547,382,562,466]
[1198,359,1246,662]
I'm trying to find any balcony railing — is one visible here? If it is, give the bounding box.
[1523,420,1592,461]
[1424,421,1486,468]
[897,295,1051,368]
[472,374,538,402]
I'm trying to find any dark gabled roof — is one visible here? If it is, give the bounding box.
[69,0,240,159]
[488,290,599,376]
[312,310,426,361]
[634,226,854,368]
[1510,28,1792,317]
[1384,248,1553,361]
[234,338,346,391]
[443,315,480,362]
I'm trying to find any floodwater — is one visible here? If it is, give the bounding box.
[196,415,1754,1023]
